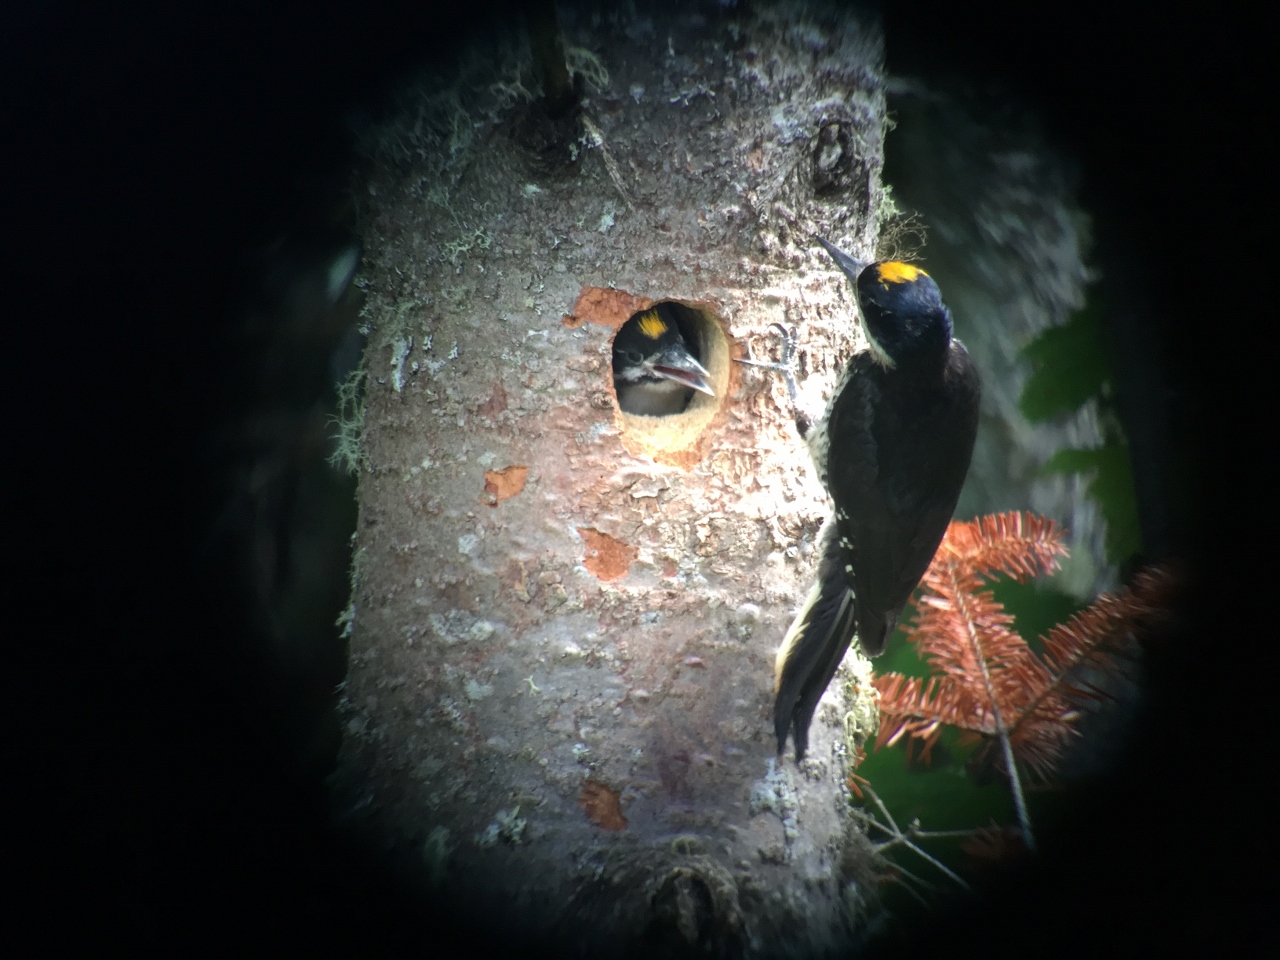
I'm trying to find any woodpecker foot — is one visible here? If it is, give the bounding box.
[737,323,812,435]
[737,323,800,403]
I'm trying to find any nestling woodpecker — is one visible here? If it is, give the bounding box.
[766,238,981,760]
[612,303,714,416]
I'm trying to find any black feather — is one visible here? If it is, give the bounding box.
[826,343,979,657]
[772,244,981,760]
[773,520,859,759]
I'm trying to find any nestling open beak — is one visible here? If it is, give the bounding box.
[651,344,715,396]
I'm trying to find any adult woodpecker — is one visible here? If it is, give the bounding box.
[612,302,715,416]
[764,238,981,760]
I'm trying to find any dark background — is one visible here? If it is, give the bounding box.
[6,0,1260,955]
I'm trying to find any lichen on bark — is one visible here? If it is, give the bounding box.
[333,3,891,954]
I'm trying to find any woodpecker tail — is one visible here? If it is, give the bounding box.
[773,519,860,761]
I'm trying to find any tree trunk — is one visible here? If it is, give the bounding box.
[333,5,888,954]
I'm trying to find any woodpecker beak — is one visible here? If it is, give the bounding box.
[814,236,895,368]
[650,344,715,396]
[815,236,868,284]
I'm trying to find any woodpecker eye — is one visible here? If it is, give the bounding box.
[626,350,643,364]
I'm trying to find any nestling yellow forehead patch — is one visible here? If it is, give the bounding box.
[876,261,927,285]
[637,309,669,339]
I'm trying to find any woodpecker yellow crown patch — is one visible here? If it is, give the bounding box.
[637,309,669,340]
[876,261,927,285]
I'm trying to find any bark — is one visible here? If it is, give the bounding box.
[334,4,888,955]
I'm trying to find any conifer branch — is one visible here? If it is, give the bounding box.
[871,511,1175,859]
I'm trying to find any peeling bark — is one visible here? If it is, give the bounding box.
[335,4,889,954]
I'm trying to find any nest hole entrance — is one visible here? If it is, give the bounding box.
[611,300,729,459]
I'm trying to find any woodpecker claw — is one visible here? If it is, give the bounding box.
[736,323,800,405]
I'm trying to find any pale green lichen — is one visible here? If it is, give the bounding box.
[359,35,537,183]
[441,227,492,265]
[336,541,368,638]
[370,298,427,372]
[353,35,539,392]
[565,45,609,92]
[388,336,411,393]
[327,366,369,475]
[335,602,355,640]
[749,758,799,844]
[840,655,880,762]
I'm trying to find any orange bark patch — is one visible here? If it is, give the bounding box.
[483,465,528,505]
[577,527,637,581]
[579,780,628,831]
[564,286,652,329]
[477,383,508,417]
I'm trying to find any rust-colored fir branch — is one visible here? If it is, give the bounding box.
[875,513,1067,762]
[931,511,1070,581]
[1003,565,1174,781]
[872,511,1174,851]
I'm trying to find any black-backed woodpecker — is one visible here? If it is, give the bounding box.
[613,303,714,416]
[767,238,981,760]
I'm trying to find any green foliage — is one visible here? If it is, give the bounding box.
[854,725,1013,915]
[1042,443,1142,565]
[1018,292,1143,567]
[875,618,928,679]
[987,577,1084,650]
[1018,298,1110,423]
[857,731,1015,833]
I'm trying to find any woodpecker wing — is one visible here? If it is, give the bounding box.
[830,341,981,656]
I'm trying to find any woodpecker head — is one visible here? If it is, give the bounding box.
[816,237,953,369]
[612,303,714,410]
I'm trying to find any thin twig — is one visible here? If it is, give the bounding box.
[906,827,980,840]
[855,785,972,892]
